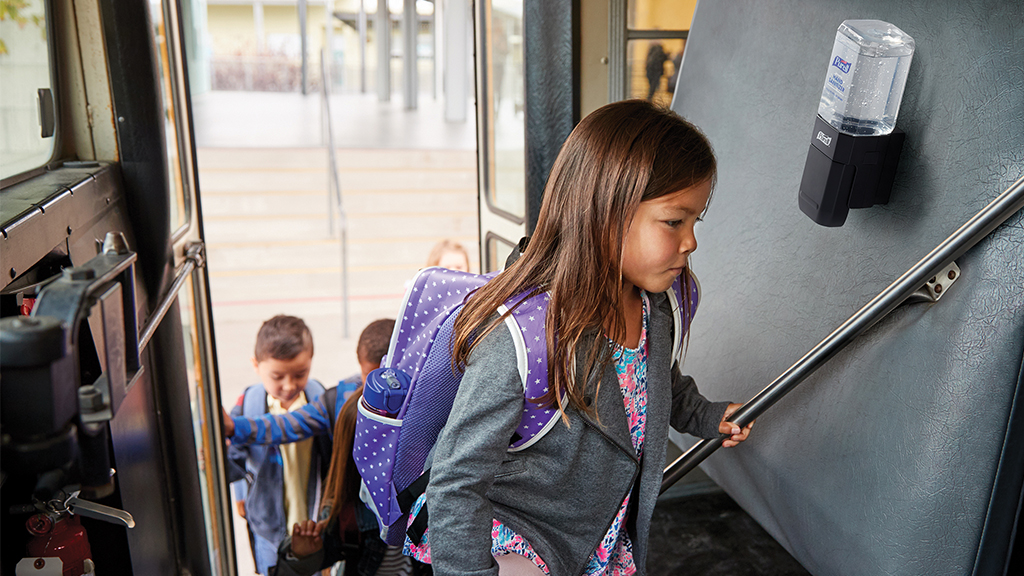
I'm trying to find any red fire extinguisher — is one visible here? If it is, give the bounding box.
[16,489,133,575]
[18,510,96,576]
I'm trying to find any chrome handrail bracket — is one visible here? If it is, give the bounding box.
[905,261,960,304]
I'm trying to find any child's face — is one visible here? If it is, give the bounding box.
[621,179,712,295]
[437,250,470,272]
[253,349,313,409]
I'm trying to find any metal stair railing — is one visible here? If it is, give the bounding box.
[320,48,351,338]
[662,174,1024,493]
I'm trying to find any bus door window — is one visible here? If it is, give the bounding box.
[148,0,194,238]
[0,0,56,183]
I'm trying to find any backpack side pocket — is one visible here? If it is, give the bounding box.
[353,401,404,542]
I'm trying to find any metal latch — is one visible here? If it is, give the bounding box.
[65,490,135,528]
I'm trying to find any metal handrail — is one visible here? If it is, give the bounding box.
[139,242,203,351]
[662,175,1024,493]
[320,49,351,338]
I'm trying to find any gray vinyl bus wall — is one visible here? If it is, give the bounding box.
[669,1,1024,574]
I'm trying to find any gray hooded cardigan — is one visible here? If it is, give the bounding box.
[426,289,730,575]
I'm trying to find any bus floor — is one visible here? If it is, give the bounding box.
[650,466,811,575]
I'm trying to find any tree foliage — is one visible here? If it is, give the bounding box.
[0,0,45,56]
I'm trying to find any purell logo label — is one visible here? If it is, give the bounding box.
[816,131,833,147]
[832,56,851,74]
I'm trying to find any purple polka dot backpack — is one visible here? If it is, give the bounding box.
[352,264,700,546]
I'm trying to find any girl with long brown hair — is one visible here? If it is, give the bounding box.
[401,100,753,575]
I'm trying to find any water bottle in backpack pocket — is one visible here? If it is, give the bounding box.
[362,368,412,417]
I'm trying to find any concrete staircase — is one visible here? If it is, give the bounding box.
[197,145,478,406]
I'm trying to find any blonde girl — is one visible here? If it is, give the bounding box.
[426,239,471,273]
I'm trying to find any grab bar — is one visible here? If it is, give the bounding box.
[320,48,351,338]
[662,175,1024,493]
[139,242,203,351]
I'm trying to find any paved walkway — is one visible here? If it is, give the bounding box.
[192,90,476,150]
[192,90,477,574]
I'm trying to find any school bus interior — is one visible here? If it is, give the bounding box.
[1,0,1021,575]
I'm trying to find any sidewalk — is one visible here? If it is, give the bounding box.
[191,90,478,575]
[192,90,476,149]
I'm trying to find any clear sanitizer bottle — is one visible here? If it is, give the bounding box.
[818,20,915,136]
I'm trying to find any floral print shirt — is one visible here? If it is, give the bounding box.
[581,292,649,575]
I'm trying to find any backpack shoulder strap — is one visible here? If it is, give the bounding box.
[305,379,326,401]
[242,384,268,416]
[313,385,338,484]
[321,385,339,426]
[501,289,562,452]
[504,236,530,269]
[667,269,701,367]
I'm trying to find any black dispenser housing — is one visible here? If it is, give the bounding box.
[798,115,905,227]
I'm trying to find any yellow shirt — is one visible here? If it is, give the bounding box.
[268,393,313,530]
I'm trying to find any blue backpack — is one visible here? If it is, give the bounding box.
[352,266,700,546]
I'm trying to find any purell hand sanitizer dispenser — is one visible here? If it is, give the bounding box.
[799,20,915,227]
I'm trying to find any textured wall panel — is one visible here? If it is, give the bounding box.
[669,1,1023,574]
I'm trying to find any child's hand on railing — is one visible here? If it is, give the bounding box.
[719,403,754,448]
[290,519,326,558]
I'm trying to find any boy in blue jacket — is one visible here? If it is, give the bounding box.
[228,315,330,576]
